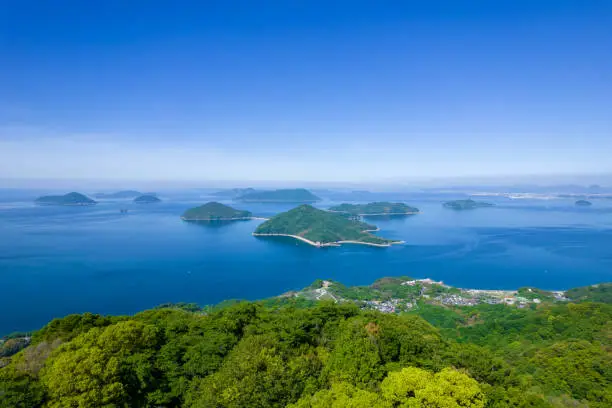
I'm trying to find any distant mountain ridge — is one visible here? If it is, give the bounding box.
[237,188,320,203]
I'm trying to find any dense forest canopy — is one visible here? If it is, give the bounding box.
[1,281,610,408]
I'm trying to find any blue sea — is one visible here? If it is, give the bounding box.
[1,189,611,335]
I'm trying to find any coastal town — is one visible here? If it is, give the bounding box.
[290,277,570,314]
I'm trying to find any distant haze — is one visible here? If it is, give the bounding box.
[1,1,610,183]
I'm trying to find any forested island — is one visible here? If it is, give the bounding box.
[253,204,400,247]
[133,195,161,204]
[1,279,609,408]
[237,188,321,203]
[94,190,146,199]
[443,199,494,210]
[575,200,592,206]
[181,202,254,221]
[329,202,420,216]
[34,192,96,206]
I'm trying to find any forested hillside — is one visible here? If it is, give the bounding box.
[1,291,610,408]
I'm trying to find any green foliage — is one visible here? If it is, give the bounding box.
[181,201,252,220]
[238,188,321,202]
[291,367,485,408]
[328,202,420,215]
[0,290,610,408]
[255,204,394,244]
[566,283,612,303]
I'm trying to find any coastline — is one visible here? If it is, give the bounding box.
[252,233,402,248]
[181,216,268,221]
[327,210,420,216]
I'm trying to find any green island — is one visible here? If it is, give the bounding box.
[211,187,257,198]
[443,199,494,210]
[94,190,146,199]
[253,204,400,247]
[329,201,420,216]
[575,200,592,206]
[34,192,96,206]
[1,278,610,408]
[237,188,321,203]
[133,195,161,204]
[181,202,255,221]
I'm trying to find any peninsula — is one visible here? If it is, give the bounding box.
[133,195,161,204]
[237,188,320,203]
[34,192,96,206]
[329,202,420,216]
[443,199,494,210]
[253,204,401,247]
[181,202,255,221]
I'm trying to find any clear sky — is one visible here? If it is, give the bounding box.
[1,0,611,183]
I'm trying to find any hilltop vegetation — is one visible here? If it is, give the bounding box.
[329,202,420,215]
[34,192,96,206]
[237,188,321,203]
[1,278,610,408]
[566,283,612,303]
[443,199,494,210]
[182,202,253,221]
[254,205,397,245]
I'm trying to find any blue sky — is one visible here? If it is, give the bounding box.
[1,0,611,183]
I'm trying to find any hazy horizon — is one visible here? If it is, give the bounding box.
[2,1,611,182]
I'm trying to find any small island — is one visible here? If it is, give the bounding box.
[253,204,401,247]
[181,202,255,221]
[34,192,96,206]
[329,202,420,216]
[237,188,321,203]
[94,190,147,199]
[133,195,161,204]
[575,200,592,206]
[443,199,494,210]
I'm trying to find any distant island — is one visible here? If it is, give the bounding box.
[575,200,592,206]
[34,192,96,206]
[211,188,257,198]
[181,202,255,221]
[253,204,401,247]
[237,188,321,203]
[133,195,161,204]
[329,202,420,216]
[443,199,494,210]
[94,190,149,199]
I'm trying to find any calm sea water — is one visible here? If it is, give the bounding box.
[1,189,611,334]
